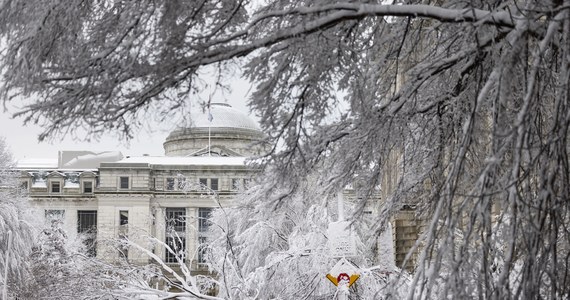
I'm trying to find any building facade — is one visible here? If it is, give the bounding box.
[17,103,419,273]
[17,103,264,270]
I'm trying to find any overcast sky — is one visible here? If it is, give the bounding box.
[1,76,253,161]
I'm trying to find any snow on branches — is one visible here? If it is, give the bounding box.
[1,0,570,298]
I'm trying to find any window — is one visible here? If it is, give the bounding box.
[197,236,208,264]
[166,177,175,190]
[119,211,129,259]
[45,209,64,224]
[83,181,93,193]
[165,208,186,232]
[21,181,29,190]
[78,210,97,233]
[51,181,61,193]
[165,208,186,263]
[210,178,218,191]
[243,178,251,189]
[231,178,241,190]
[120,210,129,226]
[77,210,97,257]
[177,177,186,190]
[119,177,129,189]
[199,178,207,188]
[165,236,186,263]
[198,178,218,191]
[198,208,213,232]
[198,208,213,264]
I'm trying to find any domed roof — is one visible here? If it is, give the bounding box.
[163,103,266,157]
[190,103,260,131]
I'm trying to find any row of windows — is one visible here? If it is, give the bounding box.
[45,208,213,263]
[26,176,251,192]
[28,176,129,191]
[161,177,250,191]
[165,207,212,263]
[22,180,94,194]
[117,177,252,191]
[164,208,212,233]
[120,176,242,191]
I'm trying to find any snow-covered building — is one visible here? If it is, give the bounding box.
[16,103,265,270]
[16,103,421,274]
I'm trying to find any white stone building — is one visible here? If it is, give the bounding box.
[17,103,264,270]
[17,103,423,274]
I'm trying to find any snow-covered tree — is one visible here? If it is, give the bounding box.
[16,212,221,299]
[2,1,570,298]
[207,174,410,299]
[0,137,37,297]
[112,228,224,299]
[86,177,227,300]
[14,219,122,299]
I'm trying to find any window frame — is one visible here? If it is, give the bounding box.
[83,181,93,193]
[165,207,187,264]
[210,178,218,191]
[199,178,208,188]
[197,236,208,264]
[50,181,61,193]
[177,177,186,190]
[165,177,175,191]
[197,208,213,265]
[119,210,129,226]
[198,208,213,233]
[119,176,129,189]
[165,208,186,233]
[118,210,129,259]
[198,178,219,191]
[231,178,241,190]
[165,235,186,263]
[77,210,98,257]
[21,180,29,191]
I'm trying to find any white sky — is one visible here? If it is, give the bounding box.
[1,76,254,161]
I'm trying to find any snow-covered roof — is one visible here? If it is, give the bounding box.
[47,171,66,177]
[62,151,123,169]
[115,155,248,166]
[32,179,47,188]
[16,151,123,170]
[16,158,58,169]
[63,181,80,188]
[190,103,260,131]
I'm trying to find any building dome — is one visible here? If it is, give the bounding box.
[190,103,261,131]
[163,103,265,157]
